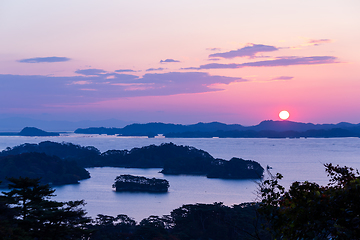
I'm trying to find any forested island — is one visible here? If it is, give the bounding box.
[74,120,360,138]
[113,175,170,193]
[0,152,90,185]
[0,141,264,181]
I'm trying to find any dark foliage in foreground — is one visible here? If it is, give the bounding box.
[0,141,264,179]
[258,164,360,239]
[0,177,270,240]
[88,203,271,240]
[0,177,91,240]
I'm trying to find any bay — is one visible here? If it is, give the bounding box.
[1,134,360,221]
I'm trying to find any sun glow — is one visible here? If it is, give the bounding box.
[279,110,290,120]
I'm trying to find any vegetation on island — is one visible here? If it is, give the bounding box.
[0,141,264,180]
[0,152,90,185]
[113,175,169,193]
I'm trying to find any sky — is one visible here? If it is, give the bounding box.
[1,0,360,125]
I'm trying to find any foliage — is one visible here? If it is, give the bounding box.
[258,163,360,239]
[170,202,270,240]
[207,157,264,179]
[86,202,270,240]
[89,214,136,240]
[113,175,170,192]
[0,177,91,240]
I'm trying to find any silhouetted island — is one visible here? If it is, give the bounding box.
[74,120,360,138]
[112,174,169,192]
[0,141,264,180]
[0,152,90,185]
[0,127,60,136]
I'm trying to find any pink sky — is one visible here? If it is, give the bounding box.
[1,0,359,125]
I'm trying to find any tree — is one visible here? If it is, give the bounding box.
[0,177,91,240]
[89,214,136,240]
[258,164,360,239]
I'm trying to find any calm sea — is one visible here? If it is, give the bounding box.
[1,134,360,221]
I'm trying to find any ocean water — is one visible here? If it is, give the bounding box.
[1,134,360,221]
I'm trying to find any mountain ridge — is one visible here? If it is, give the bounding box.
[75,120,360,138]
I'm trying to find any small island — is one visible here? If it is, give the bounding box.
[112,175,169,193]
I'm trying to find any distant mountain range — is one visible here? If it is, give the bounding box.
[75,120,360,138]
[0,117,132,132]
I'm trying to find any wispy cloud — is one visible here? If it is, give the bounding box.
[146,67,166,71]
[75,69,107,75]
[0,72,245,109]
[18,56,71,63]
[115,69,137,73]
[307,39,332,46]
[160,59,180,63]
[206,47,222,51]
[185,56,339,69]
[69,80,92,85]
[271,76,294,81]
[209,44,278,59]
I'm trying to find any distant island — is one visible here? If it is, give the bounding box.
[0,127,59,136]
[112,174,169,193]
[0,141,264,180]
[74,120,360,138]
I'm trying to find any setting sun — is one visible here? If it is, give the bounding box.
[279,110,290,120]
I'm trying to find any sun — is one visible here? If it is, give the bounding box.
[279,110,290,120]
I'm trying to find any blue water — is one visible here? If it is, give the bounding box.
[1,135,360,221]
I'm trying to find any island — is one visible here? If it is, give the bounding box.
[1,141,264,180]
[74,121,360,138]
[0,127,60,136]
[112,174,169,193]
[0,152,90,185]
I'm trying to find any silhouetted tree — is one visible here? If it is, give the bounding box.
[258,164,360,239]
[0,177,91,239]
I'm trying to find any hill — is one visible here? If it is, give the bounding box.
[0,127,60,136]
[74,120,360,138]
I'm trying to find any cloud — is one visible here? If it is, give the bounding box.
[206,48,221,51]
[186,56,339,69]
[69,80,92,85]
[209,44,278,59]
[115,69,137,73]
[160,59,180,63]
[18,56,71,63]
[75,69,107,76]
[146,67,166,71]
[0,72,244,109]
[271,76,294,81]
[307,39,332,46]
